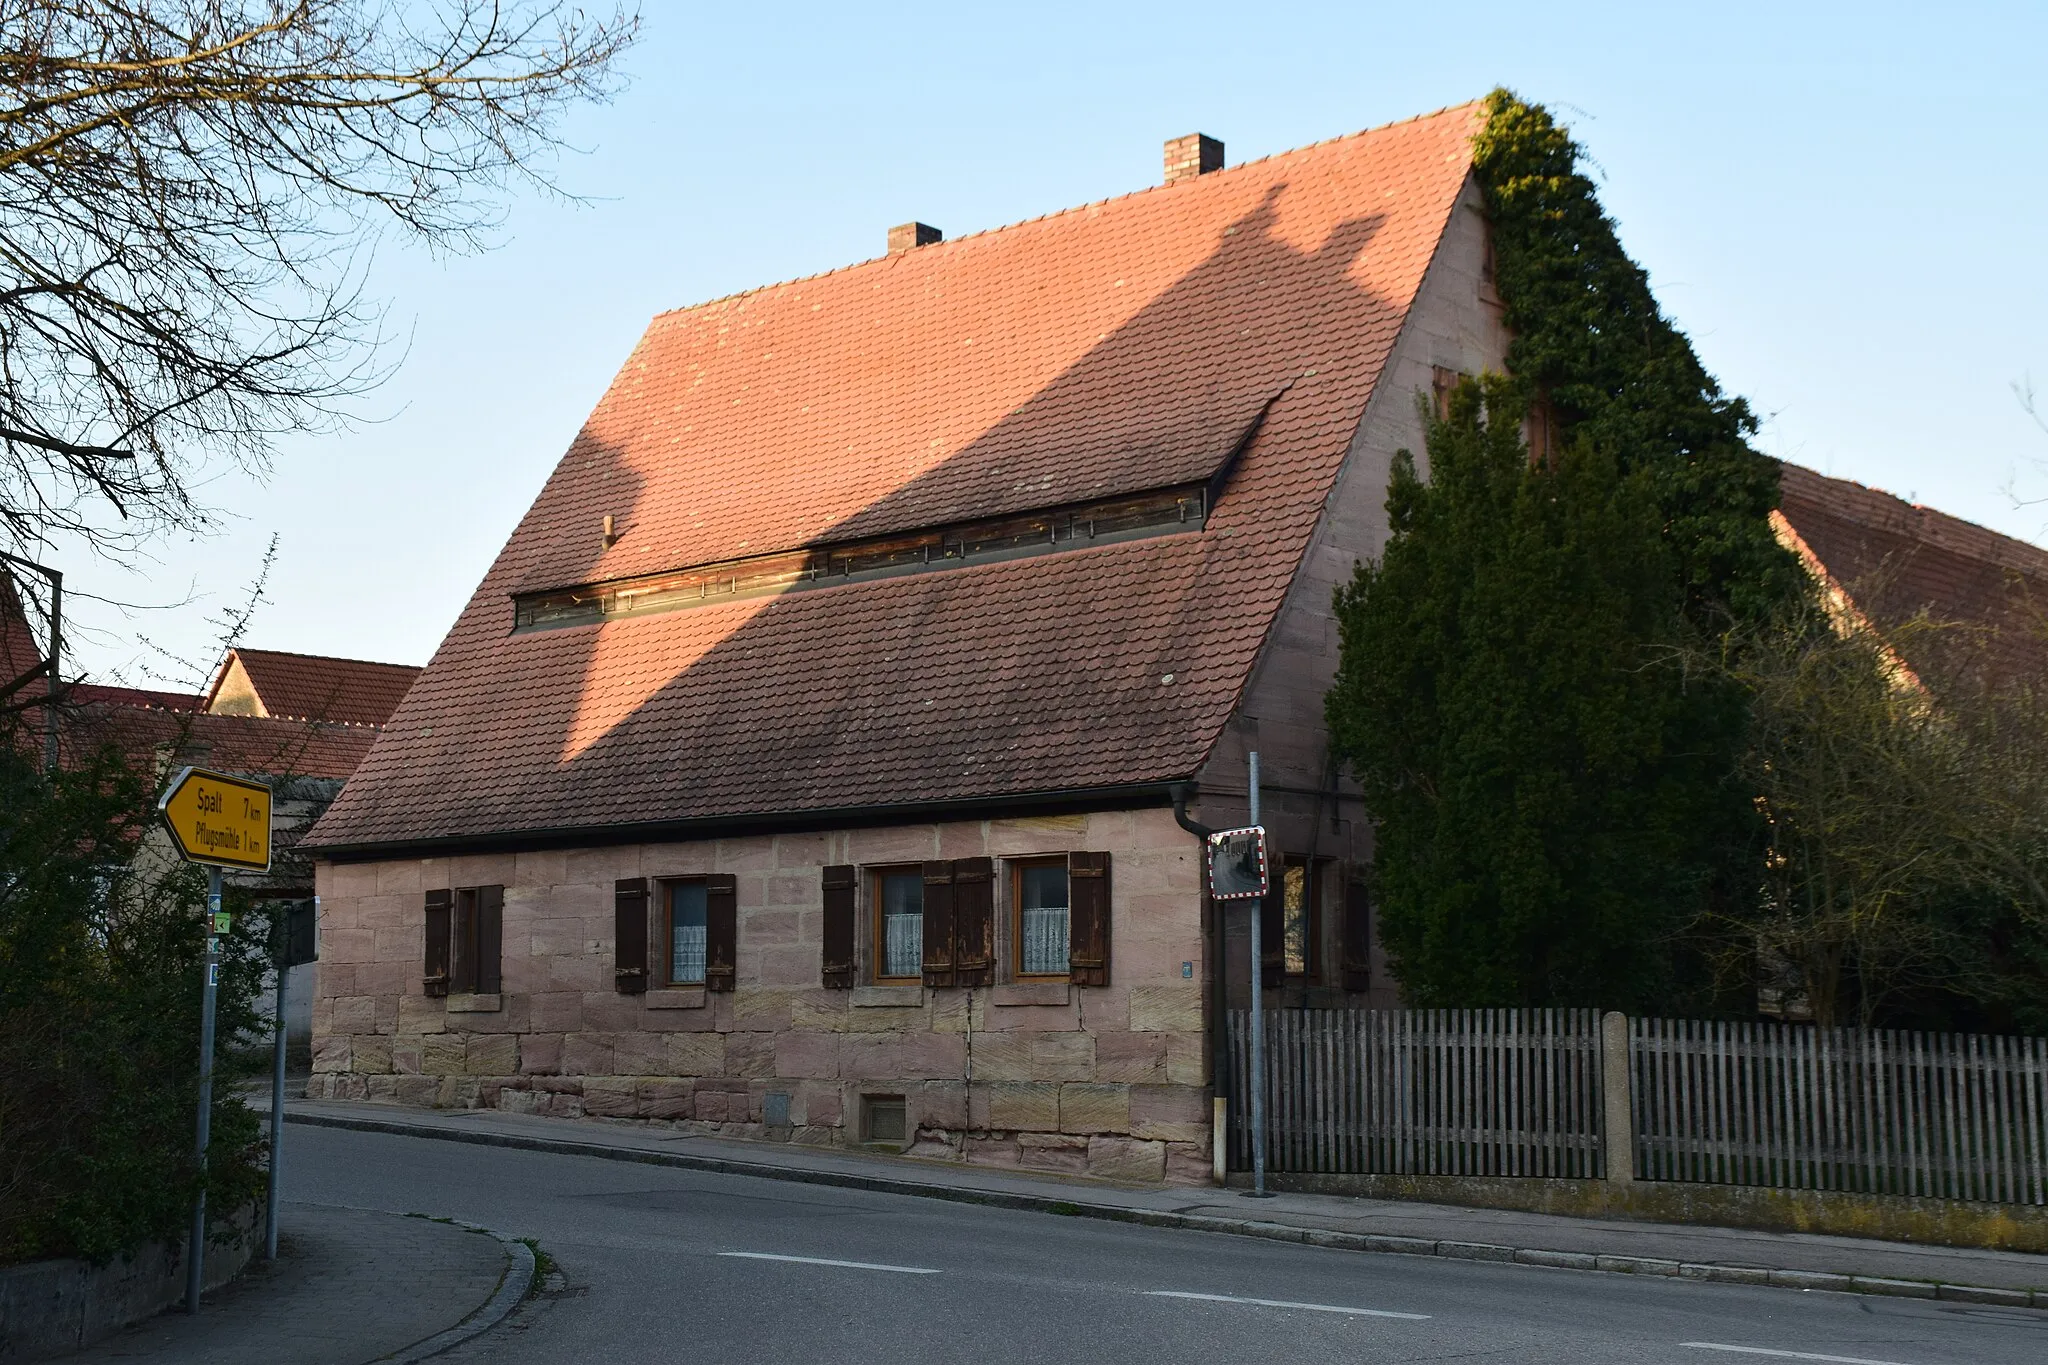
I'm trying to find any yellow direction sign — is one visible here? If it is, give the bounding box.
[158,767,273,872]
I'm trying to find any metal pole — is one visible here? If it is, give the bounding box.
[186,867,222,1313]
[265,945,287,1260]
[1246,751,1271,1198]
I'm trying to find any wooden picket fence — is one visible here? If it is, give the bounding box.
[1227,1009,2048,1205]
[1225,1009,1607,1178]
[1630,1017,2048,1204]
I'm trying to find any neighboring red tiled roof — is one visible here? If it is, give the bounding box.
[1777,464,2048,687]
[306,105,1488,851]
[210,648,421,726]
[69,682,202,710]
[63,704,379,781]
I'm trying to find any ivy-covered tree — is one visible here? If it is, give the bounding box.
[1329,382,1753,1008]
[1325,91,1797,1009]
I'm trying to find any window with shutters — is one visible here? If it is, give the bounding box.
[873,867,923,982]
[1011,857,1070,979]
[427,884,503,997]
[663,879,709,986]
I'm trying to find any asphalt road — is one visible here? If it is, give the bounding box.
[292,1125,2047,1365]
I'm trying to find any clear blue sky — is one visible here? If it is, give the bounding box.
[67,0,2048,684]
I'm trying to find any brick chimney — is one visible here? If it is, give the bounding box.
[888,222,943,254]
[1163,133,1224,185]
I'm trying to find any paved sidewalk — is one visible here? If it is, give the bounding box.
[282,1097,2048,1306]
[68,1203,513,1364]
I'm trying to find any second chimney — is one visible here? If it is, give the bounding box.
[1163,133,1224,185]
[888,222,943,254]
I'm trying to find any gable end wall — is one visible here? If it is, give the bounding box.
[1197,172,1508,1007]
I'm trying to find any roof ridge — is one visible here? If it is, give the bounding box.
[1781,462,2048,579]
[232,646,422,670]
[648,99,1487,323]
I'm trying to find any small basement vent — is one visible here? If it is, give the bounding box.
[863,1095,908,1145]
[763,1091,791,1127]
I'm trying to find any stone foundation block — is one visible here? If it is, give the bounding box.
[349,1035,394,1075]
[982,1082,1060,1132]
[1017,1132,1089,1175]
[725,1031,778,1078]
[965,1134,1022,1168]
[1093,1032,1166,1084]
[561,1032,615,1077]
[1129,1084,1208,1143]
[667,1032,726,1077]
[396,995,448,1035]
[639,1078,695,1119]
[311,1036,351,1074]
[917,1080,968,1130]
[1165,1141,1214,1186]
[518,1033,562,1075]
[1129,985,1201,1033]
[965,1033,1031,1082]
[611,1030,666,1076]
[331,995,376,1035]
[420,1033,466,1076]
[1059,1083,1129,1135]
[775,1031,840,1079]
[466,1034,517,1076]
[435,1076,481,1108]
[1087,1135,1166,1183]
[1164,1032,1205,1086]
[583,1076,641,1117]
[1030,1033,1095,1081]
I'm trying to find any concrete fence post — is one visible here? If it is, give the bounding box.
[1600,1010,1634,1185]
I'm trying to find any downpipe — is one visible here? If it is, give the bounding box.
[1172,783,1230,1185]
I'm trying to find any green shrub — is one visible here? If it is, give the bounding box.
[0,741,268,1266]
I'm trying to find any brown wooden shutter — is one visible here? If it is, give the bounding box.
[1340,875,1372,992]
[704,873,737,993]
[952,857,994,987]
[1260,873,1286,989]
[423,889,451,997]
[921,860,956,988]
[615,877,649,993]
[821,865,856,988]
[475,885,504,994]
[1068,851,1111,987]
[450,888,478,995]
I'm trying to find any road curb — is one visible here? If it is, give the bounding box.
[385,1219,535,1364]
[288,1109,2044,1311]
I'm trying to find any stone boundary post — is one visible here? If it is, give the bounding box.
[1601,1010,1634,1185]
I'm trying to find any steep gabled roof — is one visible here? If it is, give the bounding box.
[1776,464,2048,687]
[205,647,421,726]
[305,104,1487,852]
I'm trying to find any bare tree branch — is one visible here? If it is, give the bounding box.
[0,1,639,559]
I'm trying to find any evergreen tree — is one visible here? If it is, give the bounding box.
[1326,92,1798,1009]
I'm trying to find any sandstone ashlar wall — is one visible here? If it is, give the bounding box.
[306,806,1213,1183]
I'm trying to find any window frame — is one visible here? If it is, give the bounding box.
[1008,855,1073,982]
[869,865,925,984]
[657,876,712,987]
[445,883,502,996]
[1280,855,1322,982]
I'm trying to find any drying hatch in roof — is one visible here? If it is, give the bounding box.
[513,481,1208,633]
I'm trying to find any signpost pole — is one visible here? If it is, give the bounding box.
[265,934,287,1260]
[1245,751,1270,1198]
[186,866,222,1313]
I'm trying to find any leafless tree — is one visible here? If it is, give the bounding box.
[0,1,638,561]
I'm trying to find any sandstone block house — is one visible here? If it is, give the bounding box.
[299,104,1515,1181]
